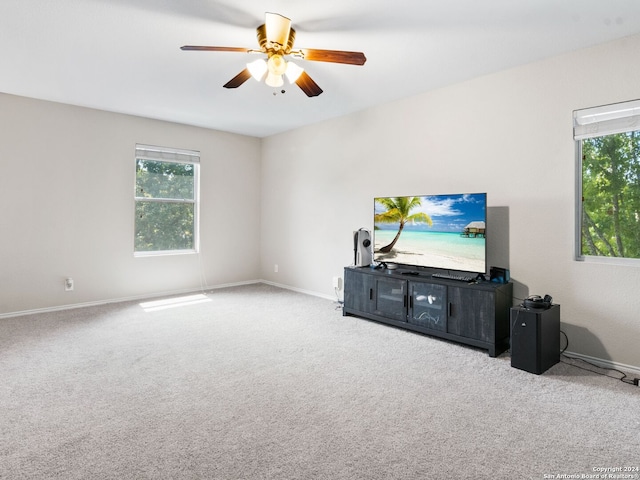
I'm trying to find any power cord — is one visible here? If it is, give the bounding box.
[560,355,637,385]
[560,330,637,385]
[334,286,344,310]
[560,330,568,354]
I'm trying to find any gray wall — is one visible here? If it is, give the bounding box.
[260,33,640,370]
[0,94,261,313]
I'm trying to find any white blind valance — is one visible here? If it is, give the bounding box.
[135,144,200,164]
[573,99,640,140]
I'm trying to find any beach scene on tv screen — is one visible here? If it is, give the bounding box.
[374,194,486,273]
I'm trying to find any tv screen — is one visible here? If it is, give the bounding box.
[373,193,487,274]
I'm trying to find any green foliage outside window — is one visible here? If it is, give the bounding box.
[135,159,197,252]
[581,131,640,259]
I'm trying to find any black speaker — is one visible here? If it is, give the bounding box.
[510,304,560,374]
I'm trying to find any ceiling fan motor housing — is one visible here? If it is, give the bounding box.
[256,23,296,56]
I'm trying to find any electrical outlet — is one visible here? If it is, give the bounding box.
[333,276,343,290]
[65,277,74,291]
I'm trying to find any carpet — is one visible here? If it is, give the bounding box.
[1,284,638,479]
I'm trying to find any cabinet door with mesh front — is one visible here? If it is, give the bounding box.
[344,269,375,314]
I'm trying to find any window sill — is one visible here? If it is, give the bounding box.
[575,255,640,267]
[134,249,198,258]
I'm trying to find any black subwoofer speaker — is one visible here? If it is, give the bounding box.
[510,304,560,374]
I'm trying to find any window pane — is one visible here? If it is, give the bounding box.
[136,159,194,200]
[135,201,195,252]
[581,131,640,259]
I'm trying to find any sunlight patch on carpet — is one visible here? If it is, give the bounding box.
[139,294,211,312]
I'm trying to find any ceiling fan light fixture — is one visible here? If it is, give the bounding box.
[267,54,287,76]
[265,72,284,88]
[284,61,304,83]
[247,59,268,81]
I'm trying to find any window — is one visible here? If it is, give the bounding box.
[134,144,200,255]
[574,100,640,262]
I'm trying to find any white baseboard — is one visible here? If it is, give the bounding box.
[260,279,339,303]
[563,350,640,377]
[0,280,261,319]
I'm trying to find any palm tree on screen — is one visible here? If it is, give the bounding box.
[375,197,433,253]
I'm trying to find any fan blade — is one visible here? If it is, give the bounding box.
[223,69,252,89]
[265,12,291,46]
[295,71,323,97]
[297,48,366,65]
[181,46,251,53]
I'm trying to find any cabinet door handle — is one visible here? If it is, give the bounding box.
[409,295,413,309]
[369,288,373,300]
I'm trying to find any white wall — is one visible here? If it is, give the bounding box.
[0,94,261,314]
[260,34,640,369]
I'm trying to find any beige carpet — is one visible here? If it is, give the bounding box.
[1,283,638,479]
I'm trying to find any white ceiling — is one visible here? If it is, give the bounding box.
[2,0,640,138]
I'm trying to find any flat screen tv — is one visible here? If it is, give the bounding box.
[373,193,487,274]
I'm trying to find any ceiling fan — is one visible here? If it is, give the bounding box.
[181,12,367,97]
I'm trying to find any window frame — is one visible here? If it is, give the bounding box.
[574,100,640,265]
[134,144,200,257]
